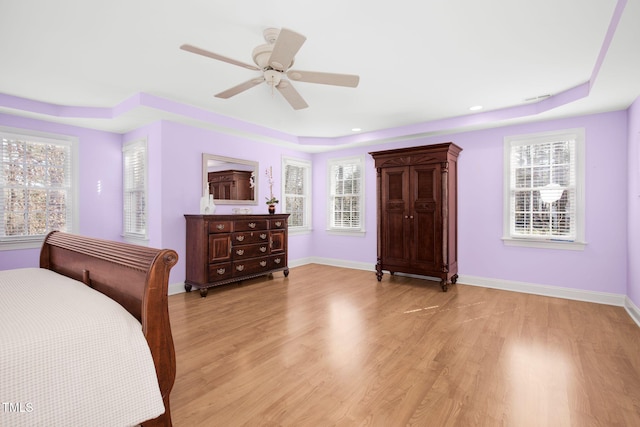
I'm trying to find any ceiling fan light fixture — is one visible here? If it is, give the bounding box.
[264,69,282,87]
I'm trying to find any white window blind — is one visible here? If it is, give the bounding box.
[328,156,364,231]
[123,139,147,240]
[504,128,585,249]
[0,129,75,247]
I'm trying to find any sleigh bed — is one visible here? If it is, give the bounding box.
[0,232,178,426]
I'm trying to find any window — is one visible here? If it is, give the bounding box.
[0,127,77,250]
[123,139,148,242]
[282,157,311,232]
[503,128,585,250]
[327,155,365,234]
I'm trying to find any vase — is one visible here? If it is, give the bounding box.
[268,204,276,214]
[200,194,216,214]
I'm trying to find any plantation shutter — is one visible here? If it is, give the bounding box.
[509,138,576,240]
[123,140,147,239]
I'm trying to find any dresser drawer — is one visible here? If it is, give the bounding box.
[233,242,269,259]
[232,231,269,245]
[270,254,286,269]
[208,221,233,233]
[235,219,268,231]
[232,257,271,276]
[208,262,232,282]
[269,218,287,229]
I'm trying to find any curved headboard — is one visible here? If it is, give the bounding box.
[39,231,178,427]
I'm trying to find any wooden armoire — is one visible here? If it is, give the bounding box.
[369,143,462,291]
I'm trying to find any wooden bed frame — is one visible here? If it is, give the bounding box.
[39,231,178,427]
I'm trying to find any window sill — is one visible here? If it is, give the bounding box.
[502,237,586,251]
[326,229,366,237]
[0,236,45,251]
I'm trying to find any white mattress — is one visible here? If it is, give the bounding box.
[0,268,165,427]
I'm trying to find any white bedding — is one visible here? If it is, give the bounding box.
[0,268,165,427]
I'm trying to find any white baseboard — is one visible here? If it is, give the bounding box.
[168,281,186,296]
[297,256,376,271]
[458,274,626,307]
[625,297,640,327]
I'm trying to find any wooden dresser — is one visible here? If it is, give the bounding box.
[184,214,290,297]
[370,143,462,291]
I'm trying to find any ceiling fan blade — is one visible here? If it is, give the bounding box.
[268,28,306,71]
[215,78,265,99]
[287,70,360,87]
[180,44,260,71]
[276,80,308,110]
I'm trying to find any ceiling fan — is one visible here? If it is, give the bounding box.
[180,27,360,110]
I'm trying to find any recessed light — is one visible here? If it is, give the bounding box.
[469,105,483,111]
[351,127,362,132]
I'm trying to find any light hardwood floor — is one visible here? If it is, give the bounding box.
[168,264,640,426]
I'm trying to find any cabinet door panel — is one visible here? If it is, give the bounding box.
[208,234,231,263]
[412,165,441,268]
[381,167,411,265]
[270,229,286,253]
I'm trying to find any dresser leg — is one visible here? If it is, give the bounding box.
[199,288,208,298]
[441,279,448,292]
[284,268,289,277]
[184,283,192,292]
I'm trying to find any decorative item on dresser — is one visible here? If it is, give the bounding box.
[369,143,462,292]
[184,214,290,297]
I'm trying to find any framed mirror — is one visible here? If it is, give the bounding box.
[202,153,258,205]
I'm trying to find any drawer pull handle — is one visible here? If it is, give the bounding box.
[260,233,267,239]
[216,224,225,230]
[260,261,267,267]
[249,222,256,228]
[260,246,267,253]
[217,268,226,275]
[236,265,244,272]
[274,258,281,264]
[236,235,245,242]
[236,249,244,255]
[275,221,282,227]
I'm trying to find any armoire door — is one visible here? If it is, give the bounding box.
[411,163,442,272]
[380,166,411,267]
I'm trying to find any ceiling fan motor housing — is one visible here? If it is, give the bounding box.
[252,44,294,71]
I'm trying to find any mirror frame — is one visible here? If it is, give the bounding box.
[202,153,259,205]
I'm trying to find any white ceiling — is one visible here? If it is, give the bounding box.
[0,0,638,147]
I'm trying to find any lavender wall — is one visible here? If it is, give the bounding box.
[627,96,640,306]
[0,108,632,299]
[0,113,123,270]
[311,111,629,294]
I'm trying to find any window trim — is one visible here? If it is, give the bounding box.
[122,138,149,244]
[0,126,79,251]
[502,128,586,250]
[281,156,312,234]
[326,154,366,236]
